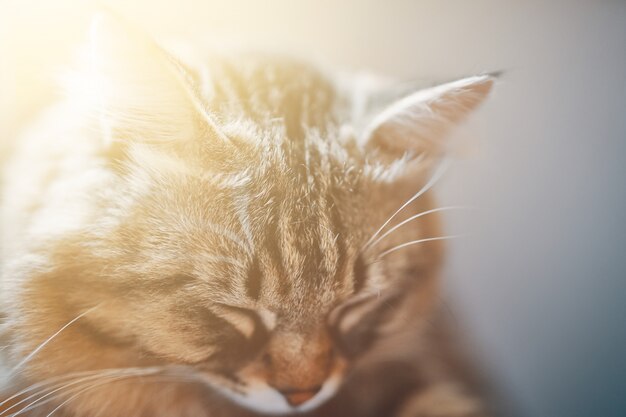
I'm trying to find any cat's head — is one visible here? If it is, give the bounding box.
[4,13,494,415]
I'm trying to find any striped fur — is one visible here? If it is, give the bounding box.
[0,13,496,417]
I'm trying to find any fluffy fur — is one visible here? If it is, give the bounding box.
[0,13,495,417]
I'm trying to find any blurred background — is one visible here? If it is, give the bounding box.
[1,1,624,416]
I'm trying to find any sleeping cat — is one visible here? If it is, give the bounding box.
[0,12,496,417]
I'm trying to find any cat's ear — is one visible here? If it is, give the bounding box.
[73,12,219,146]
[360,75,495,166]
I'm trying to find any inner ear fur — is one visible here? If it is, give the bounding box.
[360,75,495,165]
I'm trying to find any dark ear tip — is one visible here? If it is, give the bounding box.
[484,70,506,80]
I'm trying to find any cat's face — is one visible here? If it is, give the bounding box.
[37,141,407,414]
[2,13,494,416]
[13,143,431,414]
[97,149,367,414]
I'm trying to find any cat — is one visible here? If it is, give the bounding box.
[0,12,496,417]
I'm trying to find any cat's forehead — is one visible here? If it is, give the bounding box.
[125,147,365,307]
[119,53,372,308]
[210,164,361,300]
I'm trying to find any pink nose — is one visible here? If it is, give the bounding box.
[279,386,321,407]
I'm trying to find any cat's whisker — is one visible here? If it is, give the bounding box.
[1,368,164,414]
[19,373,202,417]
[377,234,466,259]
[36,374,204,417]
[0,369,116,410]
[7,305,102,378]
[11,375,132,417]
[0,367,156,407]
[4,367,165,417]
[364,206,475,252]
[362,158,451,252]
[4,376,117,417]
[0,368,166,410]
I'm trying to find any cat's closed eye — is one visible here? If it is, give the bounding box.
[154,274,270,344]
[169,303,271,369]
[212,303,271,345]
[327,293,379,357]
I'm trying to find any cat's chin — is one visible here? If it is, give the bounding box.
[203,375,342,414]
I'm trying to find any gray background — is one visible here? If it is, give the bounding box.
[1,1,625,416]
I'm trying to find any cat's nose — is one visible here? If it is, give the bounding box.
[278,386,322,407]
